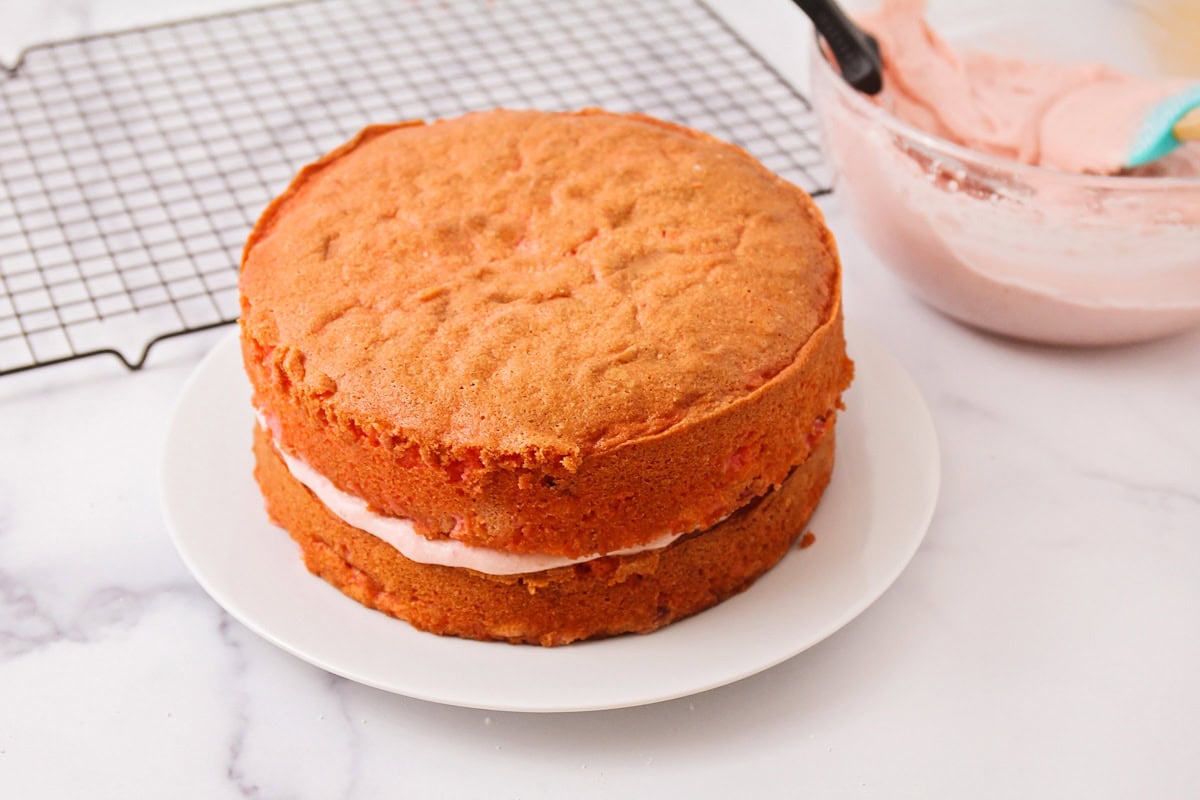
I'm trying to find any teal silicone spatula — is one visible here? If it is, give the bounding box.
[1127,86,1200,167]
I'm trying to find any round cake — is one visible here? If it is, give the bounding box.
[240,109,854,646]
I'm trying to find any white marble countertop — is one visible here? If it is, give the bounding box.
[2,0,1199,797]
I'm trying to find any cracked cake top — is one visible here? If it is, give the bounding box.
[239,109,840,460]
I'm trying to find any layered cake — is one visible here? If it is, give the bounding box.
[240,109,853,646]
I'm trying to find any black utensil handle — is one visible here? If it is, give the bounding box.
[791,0,883,95]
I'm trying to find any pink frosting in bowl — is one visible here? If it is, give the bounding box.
[862,0,1200,176]
[810,0,1200,345]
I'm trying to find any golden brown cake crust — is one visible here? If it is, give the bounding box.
[254,422,836,646]
[241,109,852,557]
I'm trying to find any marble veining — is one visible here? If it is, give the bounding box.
[325,672,365,800]
[217,613,260,799]
[0,569,206,658]
[0,570,64,658]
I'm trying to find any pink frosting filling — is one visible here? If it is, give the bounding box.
[258,419,686,575]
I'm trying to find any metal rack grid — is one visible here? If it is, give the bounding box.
[0,0,831,377]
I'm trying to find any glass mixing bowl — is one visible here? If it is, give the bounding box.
[809,2,1200,345]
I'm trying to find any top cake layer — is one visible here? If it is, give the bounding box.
[241,110,838,463]
[241,109,851,557]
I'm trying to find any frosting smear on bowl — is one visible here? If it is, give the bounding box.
[861,0,1200,175]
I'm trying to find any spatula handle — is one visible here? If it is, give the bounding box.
[791,0,883,95]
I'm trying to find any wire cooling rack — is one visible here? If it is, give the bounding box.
[0,0,831,377]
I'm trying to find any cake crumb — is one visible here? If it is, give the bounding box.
[799,531,817,549]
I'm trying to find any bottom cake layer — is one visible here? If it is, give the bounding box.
[253,425,837,646]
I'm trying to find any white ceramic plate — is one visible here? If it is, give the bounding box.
[161,321,939,713]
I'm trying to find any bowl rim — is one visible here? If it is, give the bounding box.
[810,32,1200,191]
